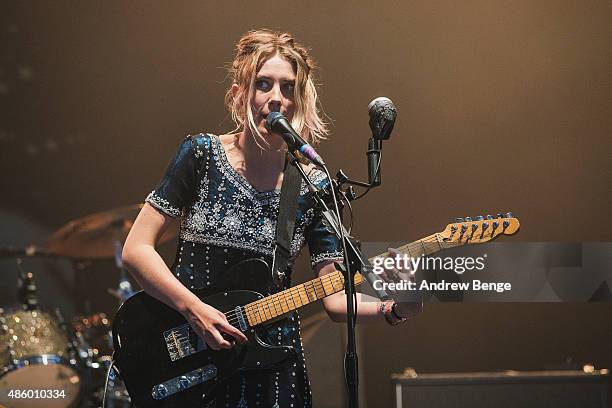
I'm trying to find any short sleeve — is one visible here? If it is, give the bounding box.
[305,173,344,269]
[145,135,203,217]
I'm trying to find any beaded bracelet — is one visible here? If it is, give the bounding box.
[380,300,407,326]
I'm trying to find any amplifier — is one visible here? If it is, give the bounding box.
[392,369,610,408]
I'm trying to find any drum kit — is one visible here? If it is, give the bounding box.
[0,204,178,408]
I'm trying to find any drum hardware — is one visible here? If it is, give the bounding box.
[16,259,38,311]
[1,204,175,407]
[0,245,59,259]
[106,240,135,305]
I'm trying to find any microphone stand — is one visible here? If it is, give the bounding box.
[286,152,389,408]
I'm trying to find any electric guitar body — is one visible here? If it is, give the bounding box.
[112,258,295,408]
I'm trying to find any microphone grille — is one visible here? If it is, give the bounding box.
[368,97,397,121]
[265,111,285,130]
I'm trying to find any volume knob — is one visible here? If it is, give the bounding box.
[152,384,168,399]
[178,376,190,389]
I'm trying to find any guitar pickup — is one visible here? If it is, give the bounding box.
[234,306,248,331]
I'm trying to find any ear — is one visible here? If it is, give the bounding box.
[230,83,240,102]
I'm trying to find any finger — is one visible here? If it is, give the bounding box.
[202,332,221,351]
[378,270,392,283]
[210,329,234,350]
[220,321,248,343]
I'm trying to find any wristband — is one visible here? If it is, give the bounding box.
[391,302,409,324]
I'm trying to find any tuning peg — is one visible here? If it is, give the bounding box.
[493,221,499,229]
[465,216,472,222]
[471,223,478,232]
[486,215,493,220]
[503,220,509,228]
[456,218,464,223]
[483,222,489,230]
[451,225,458,234]
[476,215,484,221]
[505,212,513,218]
[497,213,503,219]
[461,224,467,233]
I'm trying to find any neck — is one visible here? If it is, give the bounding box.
[236,129,286,173]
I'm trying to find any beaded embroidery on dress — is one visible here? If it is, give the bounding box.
[144,134,343,406]
[146,134,343,266]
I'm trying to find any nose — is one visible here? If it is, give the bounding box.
[268,84,282,112]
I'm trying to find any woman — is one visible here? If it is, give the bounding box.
[123,29,420,408]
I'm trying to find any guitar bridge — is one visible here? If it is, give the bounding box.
[163,323,206,362]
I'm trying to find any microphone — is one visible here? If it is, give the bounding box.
[367,97,396,186]
[266,112,325,167]
[368,97,396,140]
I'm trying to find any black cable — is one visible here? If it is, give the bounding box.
[353,148,383,200]
[344,194,354,235]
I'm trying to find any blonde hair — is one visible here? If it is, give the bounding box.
[224,29,328,148]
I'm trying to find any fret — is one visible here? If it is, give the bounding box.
[435,233,443,251]
[313,278,326,299]
[274,293,285,314]
[290,287,302,308]
[298,285,309,305]
[305,282,315,301]
[279,292,290,313]
[264,299,274,319]
[254,305,262,325]
[285,289,297,310]
[268,296,278,317]
[274,293,283,315]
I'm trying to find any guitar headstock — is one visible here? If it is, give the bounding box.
[439,213,520,245]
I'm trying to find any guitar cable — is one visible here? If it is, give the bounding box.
[101,359,116,408]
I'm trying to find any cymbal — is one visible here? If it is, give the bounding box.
[47,204,179,258]
[0,245,58,259]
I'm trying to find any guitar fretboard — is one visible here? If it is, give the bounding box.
[370,233,454,261]
[242,235,452,327]
[243,269,363,327]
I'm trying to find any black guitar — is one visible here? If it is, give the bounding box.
[112,215,520,407]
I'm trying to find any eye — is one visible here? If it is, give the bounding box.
[282,82,295,96]
[255,79,271,92]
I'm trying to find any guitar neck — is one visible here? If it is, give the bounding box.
[368,233,456,262]
[243,234,449,328]
[242,215,520,327]
[243,269,364,327]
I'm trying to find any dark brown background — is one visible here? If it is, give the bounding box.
[1,1,611,407]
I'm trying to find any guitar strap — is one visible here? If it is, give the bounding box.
[271,159,301,288]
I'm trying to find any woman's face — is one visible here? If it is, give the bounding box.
[250,54,296,144]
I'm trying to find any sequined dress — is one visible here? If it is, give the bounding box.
[145,134,343,408]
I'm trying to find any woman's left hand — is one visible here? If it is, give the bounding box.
[377,247,423,319]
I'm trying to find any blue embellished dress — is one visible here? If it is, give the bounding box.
[145,134,343,408]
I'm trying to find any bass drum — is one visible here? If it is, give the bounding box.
[0,308,81,408]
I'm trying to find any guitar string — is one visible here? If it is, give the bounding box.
[222,235,444,327]
[221,232,482,326]
[223,270,343,326]
[222,227,495,327]
[223,239,444,328]
[222,269,346,327]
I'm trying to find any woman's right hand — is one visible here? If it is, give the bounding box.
[181,301,248,351]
